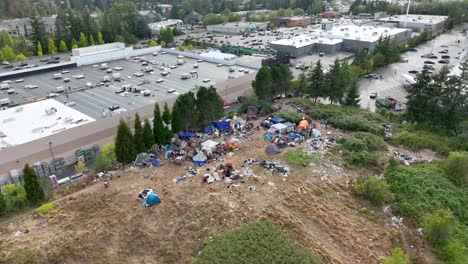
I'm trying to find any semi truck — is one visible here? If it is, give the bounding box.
[400,74,416,86]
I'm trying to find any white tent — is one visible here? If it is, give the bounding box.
[201,140,219,151]
[271,123,288,134]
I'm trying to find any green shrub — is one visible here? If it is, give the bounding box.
[422,209,456,246]
[382,247,407,264]
[353,177,392,206]
[437,239,467,264]
[238,96,273,116]
[286,151,317,165]
[338,132,387,167]
[35,203,54,215]
[3,183,27,212]
[276,110,311,124]
[194,220,320,264]
[442,152,468,186]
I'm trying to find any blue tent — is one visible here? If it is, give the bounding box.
[192,151,208,166]
[146,192,161,206]
[270,117,285,124]
[179,132,196,138]
[151,158,160,166]
[212,120,230,131]
[165,145,173,151]
[264,134,272,141]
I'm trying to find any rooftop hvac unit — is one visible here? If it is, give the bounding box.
[45,107,58,115]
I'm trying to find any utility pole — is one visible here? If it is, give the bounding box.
[49,142,55,161]
[404,0,411,28]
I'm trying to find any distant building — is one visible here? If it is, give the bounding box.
[374,12,387,20]
[206,22,268,35]
[356,13,373,19]
[321,12,341,18]
[148,19,183,34]
[377,14,447,32]
[0,16,55,36]
[269,24,411,57]
[270,16,312,27]
[184,11,203,25]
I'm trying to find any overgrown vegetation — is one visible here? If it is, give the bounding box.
[35,203,54,215]
[238,95,274,116]
[353,177,392,206]
[194,220,320,264]
[382,247,408,264]
[0,248,43,264]
[390,125,468,155]
[385,163,468,263]
[442,152,468,186]
[276,110,311,124]
[338,132,387,167]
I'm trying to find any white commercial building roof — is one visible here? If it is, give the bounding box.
[0,99,95,149]
[271,25,408,47]
[200,50,238,60]
[379,14,448,25]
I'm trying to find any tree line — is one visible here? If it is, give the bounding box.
[406,62,468,135]
[202,9,242,26]
[113,86,224,164]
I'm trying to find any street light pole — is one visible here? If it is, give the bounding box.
[49,142,55,161]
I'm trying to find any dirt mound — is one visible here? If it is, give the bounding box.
[0,128,436,263]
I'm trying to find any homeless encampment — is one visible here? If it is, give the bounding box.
[139,189,161,207]
[265,144,281,154]
[192,151,208,166]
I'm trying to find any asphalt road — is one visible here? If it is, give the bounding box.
[358,28,467,112]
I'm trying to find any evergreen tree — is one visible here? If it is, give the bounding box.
[344,82,361,107]
[150,40,157,47]
[29,16,47,54]
[406,69,435,124]
[115,119,136,163]
[307,60,325,102]
[142,119,155,150]
[153,104,166,144]
[79,32,88,47]
[71,39,78,49]
[47,37,57,54]
[97,32,105,44]
[134,113,145,153]
[171,103,182,134]
[271,65,293,96]
[22,164,45,204]
[0,190,6,216]
[324,60,345,103]
[172,92,197,131]
[89,34,95,46]
[196,86,224,130]
[37,42,43,57]
[252,66,273,100]
[54,10,71,46]
[59,40,68,53]
[162,102,171,125]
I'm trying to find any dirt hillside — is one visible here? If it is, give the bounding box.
[0,127,437,263]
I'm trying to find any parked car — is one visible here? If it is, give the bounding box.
[409,48,418,52]
[438,59,449,64]
[424,60,435,64]
[369,92,377,99]
[408,70,419,74]
[440,44,449,48]
[423,65,435,70]
[438,49,448,54]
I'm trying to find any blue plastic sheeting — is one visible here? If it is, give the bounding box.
[165,145,173,151]
[192,158,208,166]
[212,120,230,131]
[151,158,160,166]
[270,117,285,124]
[179,132,196,138]
[204,126,214,133]
[146,193,161,206]
[264,134,272,141]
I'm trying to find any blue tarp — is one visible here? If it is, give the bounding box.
[204,125,214,133]
[165,145,173,151]
[179,132,196,138]
[146,193,161,206]
[264,134,272,141]
[212,120,230,131]
[270,117,285,124]
[151,158,160,166]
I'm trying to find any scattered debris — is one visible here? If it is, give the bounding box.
[393,151,432,165]
[260,161,289,176]
[387,216,404,228]
[306,137,336,154]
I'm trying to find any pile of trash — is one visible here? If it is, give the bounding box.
[393,151,432,165]
[260,161,289,176]
[306,137,336,154]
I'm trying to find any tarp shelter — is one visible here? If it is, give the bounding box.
[134,153,151,166]
[266,144,281,154]
[212,120,230,131]
[298,119,310,130]
[179,132,196,139]
[283,122,296,133]
[267,126,278,134]
[270,116,285,124]
[271,123,288,134]
[264,134,273,141]
[204,125,214,133]
[192,151,208,166]
[201,140,219,151]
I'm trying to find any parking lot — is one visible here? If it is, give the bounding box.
[358,27,467,112]
[0,52,72,73]
[0,52,255,119]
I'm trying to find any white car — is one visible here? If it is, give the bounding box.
[113,67,123,71]
[74,74,85,79]
[161,71,169,76]
[169,65,177,69]
[156,79,164,83]
[47,92,59,98]
[177,55,184,58]
[152,52,158,56]
[197,59,204,63]
[86,82,93,87]
[61,70,70,74]
[440,44,449,48]
[217,63,223,67]
[133,72,144,77]
[161,51,167,54]
[24,85,38,89]
[203,79,211,83]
